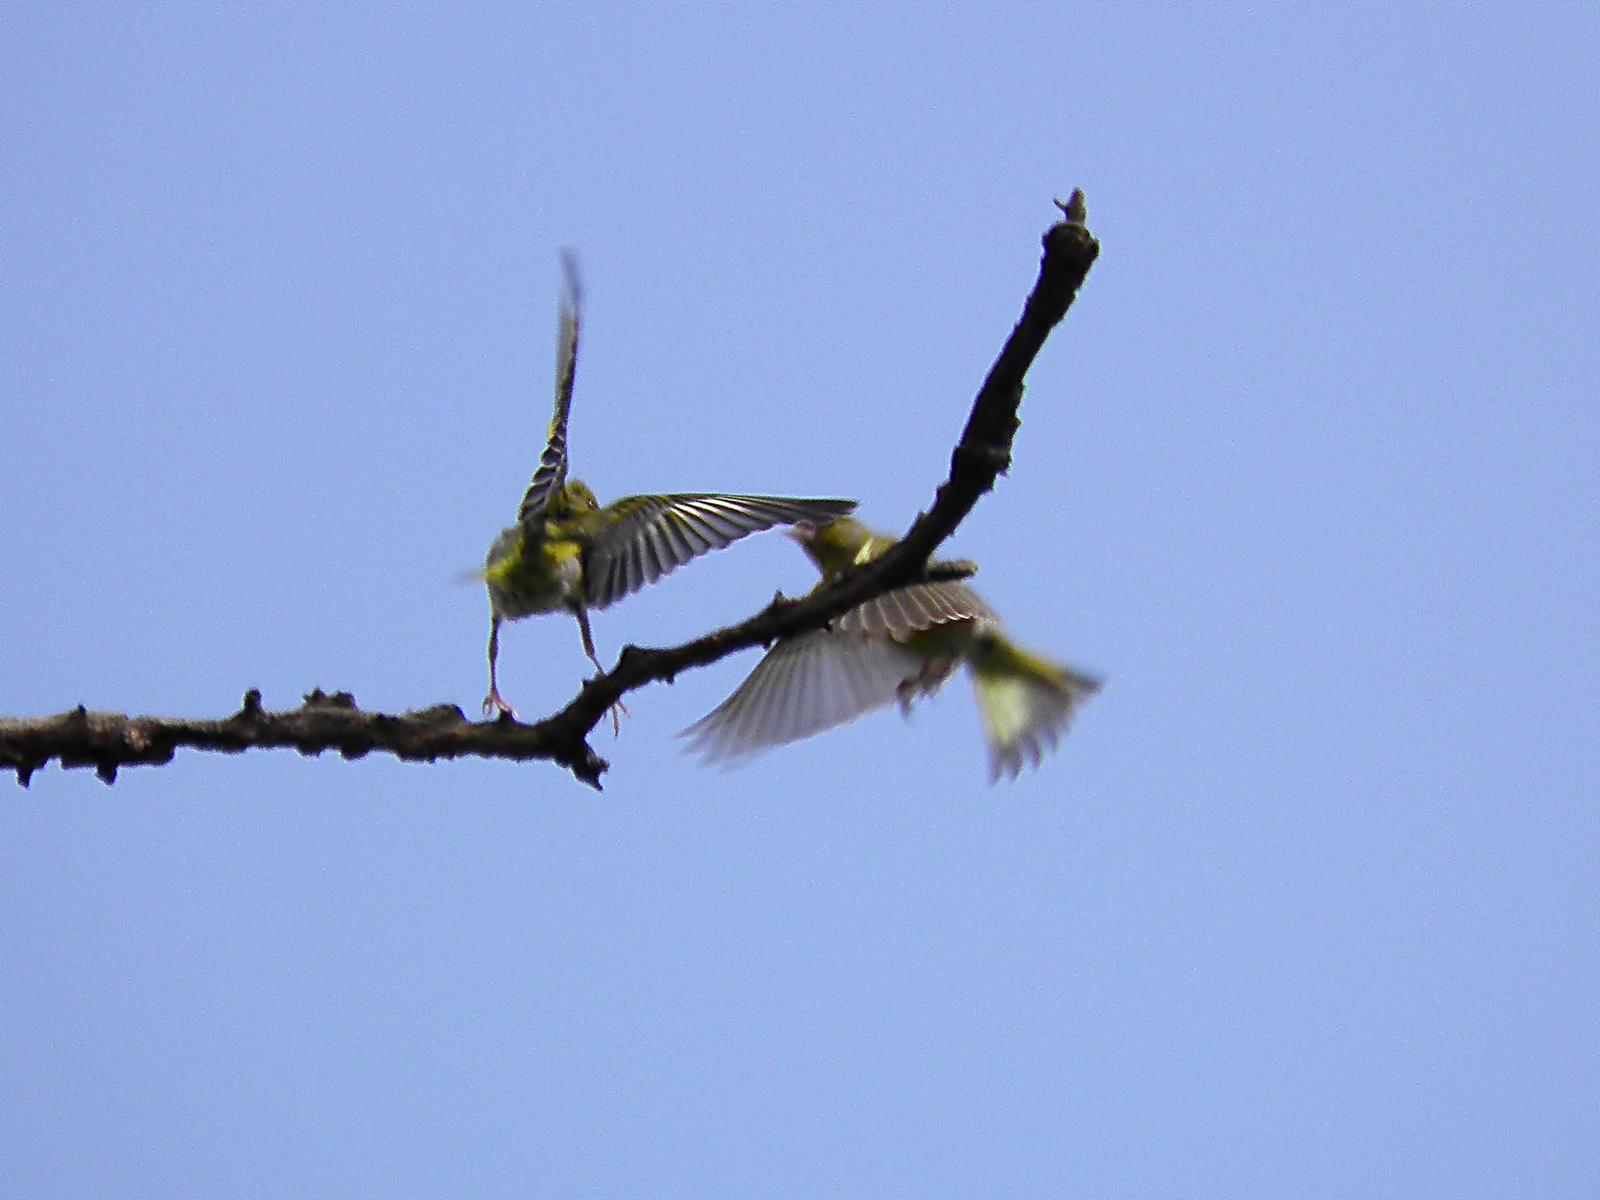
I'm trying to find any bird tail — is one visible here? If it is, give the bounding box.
[965,631,1101,782]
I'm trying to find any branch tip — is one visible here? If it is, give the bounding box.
[1055,189,1088,226]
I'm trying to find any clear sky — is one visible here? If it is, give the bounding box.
[3,6,1596,1196]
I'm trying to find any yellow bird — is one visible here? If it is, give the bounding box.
[682,516,1100,779]
[479,254,856,717]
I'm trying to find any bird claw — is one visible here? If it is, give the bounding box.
[606,697,629,737]
[483,691,519,722]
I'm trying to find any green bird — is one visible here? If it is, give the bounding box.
[682,516,1100,780]
[477,253,857,717]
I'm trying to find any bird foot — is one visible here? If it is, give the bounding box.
[483,690,519,722]
[606,697,630,737]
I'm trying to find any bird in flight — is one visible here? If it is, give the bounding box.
[682,516,1099,779]
[477,253,856,718]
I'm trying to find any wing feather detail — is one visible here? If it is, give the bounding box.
[837,580,997,641]
[681,628,922,763]
[584,495,855,610]
[518,251,582,532]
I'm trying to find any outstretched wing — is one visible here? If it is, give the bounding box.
[680,627,922,763]
[836,579,998,642]
[518,250,582,532]
[583,494,856,610]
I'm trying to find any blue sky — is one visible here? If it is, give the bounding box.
[3,6,1596,1196]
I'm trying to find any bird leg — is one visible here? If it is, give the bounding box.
[575,606,628,735]
[575,606,605,675]
[483,616,518,719]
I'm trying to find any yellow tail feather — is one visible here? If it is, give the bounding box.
[967,633,1101,781]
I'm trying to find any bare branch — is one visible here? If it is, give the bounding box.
[0,690,574,787]
[2,197,1100,790]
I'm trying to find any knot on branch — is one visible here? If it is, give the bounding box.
[951,440,1013,483]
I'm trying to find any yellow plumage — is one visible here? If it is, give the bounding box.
[682,517,1099,780]
[478,254,855,717]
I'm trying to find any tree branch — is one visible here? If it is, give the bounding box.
[2,195,1100,790]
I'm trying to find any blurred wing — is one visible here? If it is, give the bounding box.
[518,250,582,531]
[584,494,856,610]
[838,579,998,642]
[681,628,921,763]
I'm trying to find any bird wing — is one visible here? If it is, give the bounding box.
[583,495,856,610]
[680,627,923,763]
[518,251,582,532]
[836,579,998,642]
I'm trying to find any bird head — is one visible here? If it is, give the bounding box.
[553,479,600,517]
[787,515,887,580]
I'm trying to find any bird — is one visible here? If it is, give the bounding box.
[476,253,858,718]
[681,516,1100,780]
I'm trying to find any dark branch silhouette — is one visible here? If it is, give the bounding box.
[1,195,1100,790]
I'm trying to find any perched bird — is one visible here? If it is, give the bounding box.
[477,254,857,717]
[682,516,1100,780]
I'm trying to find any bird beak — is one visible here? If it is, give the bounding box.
[786,521,818,545]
